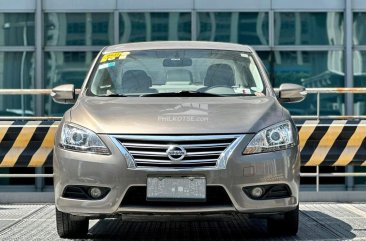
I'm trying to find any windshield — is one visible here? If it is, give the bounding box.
[87,49,265,97]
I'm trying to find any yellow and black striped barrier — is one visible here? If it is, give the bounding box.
[0,120,366,167]
[297,119,366,166]
[0,120,59,168]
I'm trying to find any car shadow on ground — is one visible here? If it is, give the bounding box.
[81,210,356,241]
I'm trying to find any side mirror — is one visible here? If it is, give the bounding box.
[278,83,307,103]
[50,84,76,104]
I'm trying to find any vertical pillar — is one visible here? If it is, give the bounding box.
[35,0,43,115]
[345,0,354,191]
[85,13,92,63]
[268,6,275,86]
[191,10,197,41]
[229,13,238,43]
[35,0,44,192]
[114,10,120,44]
[345,0,353,114]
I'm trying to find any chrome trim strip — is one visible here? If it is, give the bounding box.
[129,151,168,156]
[135,159,217,164]
[182,143,231,148]
[216,135,245,169]
[110,136,136,168]
[122,143,169,148]
[129,150,222,157]
[122,142,231,149]
[186,151,222,156]
[112,134,242,141]
[134,158,171,163]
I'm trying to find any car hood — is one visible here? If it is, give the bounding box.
[69,96,285,134]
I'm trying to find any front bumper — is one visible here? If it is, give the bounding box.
[54,134,300,216]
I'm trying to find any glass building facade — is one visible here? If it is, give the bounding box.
[1,0,362,117]
[0,0,365,191]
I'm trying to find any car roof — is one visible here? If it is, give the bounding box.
[103,41,253,53]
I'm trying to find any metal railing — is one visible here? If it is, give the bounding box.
[0,174,53,178]
[290,88,366,191]
[1,87,365,120]
[0,89,82,95]
[0,87,366,191]
[293,87,366,120]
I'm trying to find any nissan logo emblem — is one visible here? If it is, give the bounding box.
[166,145,186,161]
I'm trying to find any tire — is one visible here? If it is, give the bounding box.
[56,208,89,238]
[267,205,299,236]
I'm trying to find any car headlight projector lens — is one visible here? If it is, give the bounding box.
[59,122,110,155]
[243,121,295,154]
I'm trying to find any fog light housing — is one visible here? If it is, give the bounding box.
[63,185,110,200]
[251,187,264,198]
[89,187,102,199]
[243,184,292,200]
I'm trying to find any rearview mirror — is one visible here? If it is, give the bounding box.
[163,58,192,67]
[50,84,76,104]
[278,83,306,103]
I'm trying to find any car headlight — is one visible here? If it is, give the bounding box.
[243,121,295,154]
[59,122,110,155]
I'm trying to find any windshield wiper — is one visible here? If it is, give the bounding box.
[96,93,127,97]
[140,91,223,97]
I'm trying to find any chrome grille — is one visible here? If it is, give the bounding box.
[113,135,242,168]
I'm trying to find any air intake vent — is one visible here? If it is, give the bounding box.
[121,186,233,207]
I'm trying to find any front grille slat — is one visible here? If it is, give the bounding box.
[123,143,168,149]
[133,158,172,163]
[186,151,223,156]
[123,142,232,149]
[129,151,167,156]
[114,135,240,168]
[179,160,217,164]
[138,159,216,166]
[129,150,223,157]
[134,159,218,164]
[181,143,232,148]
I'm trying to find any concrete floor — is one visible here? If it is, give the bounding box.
[0,203,365,240]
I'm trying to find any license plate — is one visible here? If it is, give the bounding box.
[146,177,206,201]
